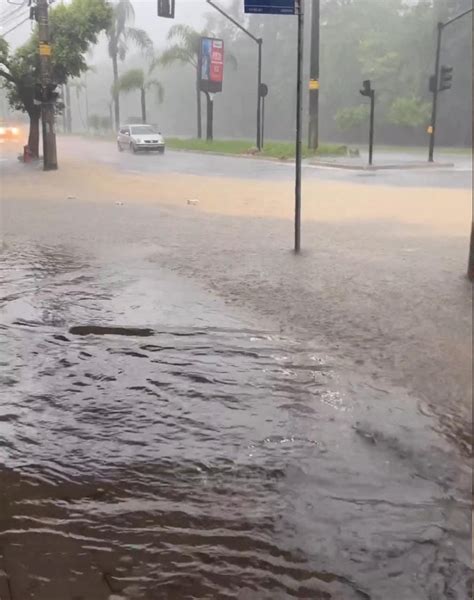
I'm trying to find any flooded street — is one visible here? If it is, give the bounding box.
[0,148,472,599]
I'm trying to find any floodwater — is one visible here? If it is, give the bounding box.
[1,234,470,600]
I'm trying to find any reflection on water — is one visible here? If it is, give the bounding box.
[0,242,470,599]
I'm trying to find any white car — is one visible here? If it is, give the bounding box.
[117,124,165,154]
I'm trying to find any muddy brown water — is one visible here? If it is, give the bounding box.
[0,235,471,599]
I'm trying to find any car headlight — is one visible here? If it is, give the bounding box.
[11,127,19,135]
[0,127,6,135]
[134,138,142,144]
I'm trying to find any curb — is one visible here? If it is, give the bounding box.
[310,161,455,171]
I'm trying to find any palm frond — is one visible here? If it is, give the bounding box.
[160,45,195,68]
[167,23,202,56]
[117,67,145,93]
[125,26,153,57]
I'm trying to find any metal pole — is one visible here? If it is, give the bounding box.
[468,221,474,281]
[295,0,304,253]
[205,92,213,141]
[257,39,262,150]
[308,0,320,150]
[206,0,264,150]
[428,22,443,163]
[369,90,375,166]
[261,95,265,149]
[37,0,57,170]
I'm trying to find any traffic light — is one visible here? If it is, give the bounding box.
[439,65,453,91]
[157,0,175,18]
[360,79,373,98]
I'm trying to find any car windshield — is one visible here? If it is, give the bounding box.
[130,125,156,135]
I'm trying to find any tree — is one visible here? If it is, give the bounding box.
[388,97,431,130]
[0,0,111,157]
[116,65,164,124]
[106,0,153,130]
[335,105,369,132]
[161,24,205,139]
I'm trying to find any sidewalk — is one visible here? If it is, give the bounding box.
[311,148,471,171]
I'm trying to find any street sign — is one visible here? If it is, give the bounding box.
[259,82,268,97]
[244,0,296,15]
[39,43,51,56]
[199,37,224,94]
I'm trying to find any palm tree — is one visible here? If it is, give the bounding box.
[160,24,206,139]
[106,0,153,129]
[116,66,164,124]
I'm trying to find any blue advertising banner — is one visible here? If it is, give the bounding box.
[244,0,296,14]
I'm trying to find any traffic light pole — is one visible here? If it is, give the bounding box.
[428,8,473,163]
[206,0,263,151]
[368,90,375,166]
[37,0,57,170]
[428,22,442,163]
[308,0,319,150]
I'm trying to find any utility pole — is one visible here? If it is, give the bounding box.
[308,0,319,150]
[36,0,58,170]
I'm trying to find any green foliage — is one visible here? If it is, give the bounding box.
[335,105,370,131]
[166,138,347,159]
[0,0,111,114]
[388,97,431,129]
[117,67,145,92]
[88,113,111,132]
[106,0,152,64]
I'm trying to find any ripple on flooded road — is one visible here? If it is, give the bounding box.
[0,241,470,599]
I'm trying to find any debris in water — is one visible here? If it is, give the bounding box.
[187,199,199,205]
[69,325,154,337]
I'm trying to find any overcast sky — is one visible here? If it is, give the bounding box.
[0,0,227,51]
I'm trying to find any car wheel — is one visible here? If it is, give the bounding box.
[158,147,165,155]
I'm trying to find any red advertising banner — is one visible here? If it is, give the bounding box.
[200,37,224,93]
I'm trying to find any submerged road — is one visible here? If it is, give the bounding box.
[0,140,472,599]
[2,136,471,189]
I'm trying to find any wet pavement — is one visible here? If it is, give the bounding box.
[16,136,471,190]
[0,148,472,599]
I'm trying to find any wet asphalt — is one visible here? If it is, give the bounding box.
[37,136,474,189]
[0,138,472,599]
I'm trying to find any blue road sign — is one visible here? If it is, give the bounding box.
[244,0,296,15]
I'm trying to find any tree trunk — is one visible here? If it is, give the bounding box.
[196,69,202,139]
[62,85,68,133]
[27,108,41,158]
[140,88,147,124]
[112,53,120,130]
